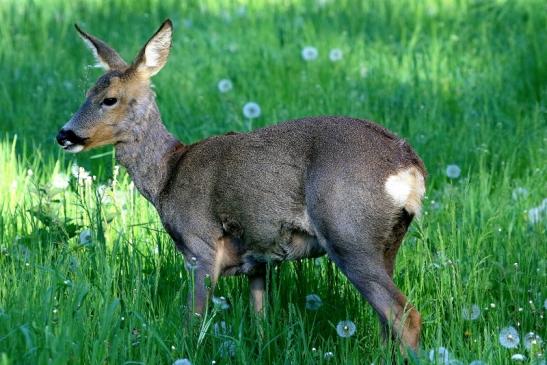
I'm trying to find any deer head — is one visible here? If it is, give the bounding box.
[56,20,173,152]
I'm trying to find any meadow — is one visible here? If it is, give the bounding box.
[0,0,545,364]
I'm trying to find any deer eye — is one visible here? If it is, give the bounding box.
[102,97,118,106]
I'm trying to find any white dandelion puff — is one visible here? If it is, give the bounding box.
[305,294,323,310]
[219,340,236,358]
[336,320,356,338]
[242,102,261,119]
[445,164,461,179]
[528,206,545,224]
[52,173,69,189]
[301,46,318,61]
[185,256,198,271]
[79,229,92,245]
[511,354,526,361]
[173,359,192,365]
[499,326,520,349]
[212,296,230,310]
[462,304,481,321]
[512,187,529,200]
[213,321,232,336]
[429,347,450,365]
[329,48,343,62]
[217,79,233,93]
[524,332,543,350]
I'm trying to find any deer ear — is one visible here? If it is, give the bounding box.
[75,24,128,71]
[131,19,172,78]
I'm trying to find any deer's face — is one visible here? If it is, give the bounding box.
[57,21,172,152]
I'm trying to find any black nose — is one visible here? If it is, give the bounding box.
[56,129,86,146]
[56,129,69,145]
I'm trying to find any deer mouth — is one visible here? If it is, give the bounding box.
[56,129,88,153]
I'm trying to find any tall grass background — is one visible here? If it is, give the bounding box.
[0,0,545,364]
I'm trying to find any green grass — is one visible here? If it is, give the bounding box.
[0,0,546,364]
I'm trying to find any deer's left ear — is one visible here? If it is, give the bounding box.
[131,19,173,78]
[75,24,128,71]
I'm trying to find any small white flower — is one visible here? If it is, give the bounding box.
[305,294,323,310]
[512,187,529,200]
[329,48,343,62]
[212,296,230,310]
[63,279,71,285]
[445,164,461,179]
[336,320,356,338]
[462,304,481,321]
[429,347,450,365]
[511,354,526,361]
[524,332,543,350]
[173,359,192,365]
[27,169,33,177]
[324,351,334,359]
[79,229,92,245]
[499,326,520,349]
[217,79,233,93]
[301,46,318,61]
[242,102,261,119]
[52,173,69,189]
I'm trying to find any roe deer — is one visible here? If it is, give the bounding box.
[56,20,426,354]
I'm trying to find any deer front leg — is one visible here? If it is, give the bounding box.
[249,273,265,312]
[188,266,212,316]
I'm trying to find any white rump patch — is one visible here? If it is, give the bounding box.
[385,167,425,216]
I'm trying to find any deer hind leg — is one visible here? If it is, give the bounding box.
[331,244,421,352]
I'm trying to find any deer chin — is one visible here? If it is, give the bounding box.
[61,141,85,153]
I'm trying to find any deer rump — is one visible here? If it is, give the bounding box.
[157,116,425,277]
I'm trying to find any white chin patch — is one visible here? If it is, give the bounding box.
[62,143,84,153]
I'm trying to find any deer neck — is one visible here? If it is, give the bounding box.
[115,97,185,205]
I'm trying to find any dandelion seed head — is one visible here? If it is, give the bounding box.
[512,187,529,200]
[212,296,230,310]
[499,326,520,349]
[217,79,233,93]
[219,340,236,358]
[429,347,450,365]
[213,321,231,336]
[524,332,543,350]
[185,256,198,271]
[52,173,69,189]
[305,294,323,310]
[462,304,481,321]
[329,48,343,62]
[336,320,356,338]
[470,361,486,365]
[446,164,461,179]
[242,102,261,119]
[301,46,318,61]
[79,229,92,245]
[528,206,545,224]
[173,359,192,365]
[511,354,526,361]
